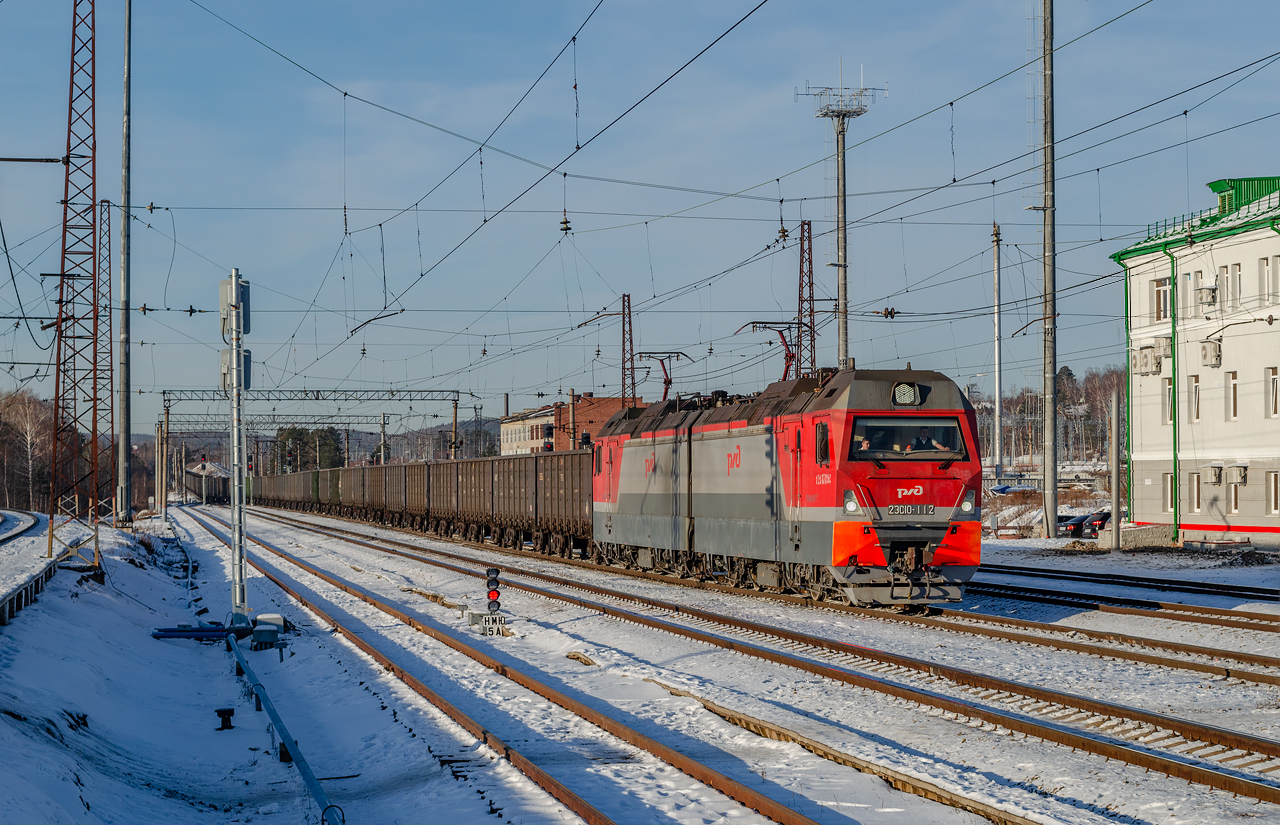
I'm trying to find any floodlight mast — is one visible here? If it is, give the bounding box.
[797,69,882,368]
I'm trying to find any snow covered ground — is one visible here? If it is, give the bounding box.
[1,510,50,597]
[1,508,1277,824]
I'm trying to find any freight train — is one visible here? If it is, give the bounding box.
[231,368,983,606]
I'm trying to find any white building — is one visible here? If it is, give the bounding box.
[499,407,554,455]
[1113,177,1280,548]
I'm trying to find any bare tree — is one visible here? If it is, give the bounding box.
[1,389,53,510]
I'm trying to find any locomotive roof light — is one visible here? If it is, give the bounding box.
[843,489,861,515]
[892,382,922,406]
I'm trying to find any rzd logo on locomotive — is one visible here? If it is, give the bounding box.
[896,484,924,498]
[644,452,657,478]
[726,445,741,476]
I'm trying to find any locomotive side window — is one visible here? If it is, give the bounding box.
[815,421,830,466]
[594,445,602,474]
[849,417,968,462]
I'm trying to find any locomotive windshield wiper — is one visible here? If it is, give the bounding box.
[938,450,964,470]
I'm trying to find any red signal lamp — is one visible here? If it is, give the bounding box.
[485,567,501,613]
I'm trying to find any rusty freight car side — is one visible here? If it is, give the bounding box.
[493,454,535,548]
[534,450,592,555]
[428,461,459,534]
[456,459,494,542]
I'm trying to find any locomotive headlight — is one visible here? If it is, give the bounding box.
[843,489,861,515]
[959,490,976,513]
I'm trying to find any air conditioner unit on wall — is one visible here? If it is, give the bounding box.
[1136,346,1161,376]
[1206,466,1223,485]
[1197,285,1218,306]
[1227,465,1247,485]
[1155,336,1173,358]
[1201,339,1222,368]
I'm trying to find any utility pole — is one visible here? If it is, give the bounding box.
[222,271,250,628]
[154,422,161,514]
[1110,386,1121,552]
[379,413,387,465]
[180,442,187,504]
[568,389,576,448]
[799,71,880,369]
[1040,0,1059,536]
[451,400,458,460]
[993,223,1003,479]
[160,406,169,521]
[315,431,320,469]
[117,0,132,525]
[344,428,350,467]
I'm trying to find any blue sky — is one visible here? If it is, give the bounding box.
[2,0,1277,434]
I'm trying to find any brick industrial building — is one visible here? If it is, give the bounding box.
[500,393,643,454]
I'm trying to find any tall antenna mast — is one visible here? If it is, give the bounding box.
[797,66,883,369]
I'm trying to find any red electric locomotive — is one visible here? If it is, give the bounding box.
[591,368,982,605]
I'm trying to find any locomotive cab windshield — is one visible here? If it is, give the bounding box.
[849,416,968,461]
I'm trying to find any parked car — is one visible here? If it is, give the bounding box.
[1056,514,1090,538]
[1083,511,1111,538]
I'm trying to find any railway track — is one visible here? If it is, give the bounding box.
[181,507,934,825]
[254,504,1280,684]
[234,505,1280,806]
[966,580,1280,633]
[0,510,39,545]
[978,562,1280,602]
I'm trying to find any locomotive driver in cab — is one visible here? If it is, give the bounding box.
[906,426,943,452]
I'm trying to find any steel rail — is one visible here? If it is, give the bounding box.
[966,581,1280,632]
[181,509,618,825]
[226,635,344,825]
[186,509,827,825]
[236,507,1280,804]
[978,563,1280,601]
[0,511,40,546]
[253,506,1280,682]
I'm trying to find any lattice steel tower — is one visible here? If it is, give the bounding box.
[48,0,111,564]
[796,220,816,377]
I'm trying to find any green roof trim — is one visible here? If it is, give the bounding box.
[1111,177,1280,263]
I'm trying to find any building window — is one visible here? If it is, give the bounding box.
[1227,371,1238,420]
[1162,377,1173,425]
[1269,367,1279,418]
[1268,472,1279,516]
[1261,258,1273,305]
[1189,473,1201,513]
[1162,473,1175,513]
[1153,277,1170,321]
[1229,483,1240,515]
[1271,256,1280,304]
[1189,375,1200,422]
[1232,263,1243,309]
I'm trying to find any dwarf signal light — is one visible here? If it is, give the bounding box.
[485,567,501,613]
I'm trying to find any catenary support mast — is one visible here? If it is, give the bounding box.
[117,0,132,523]
[1041,0,1058,536]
